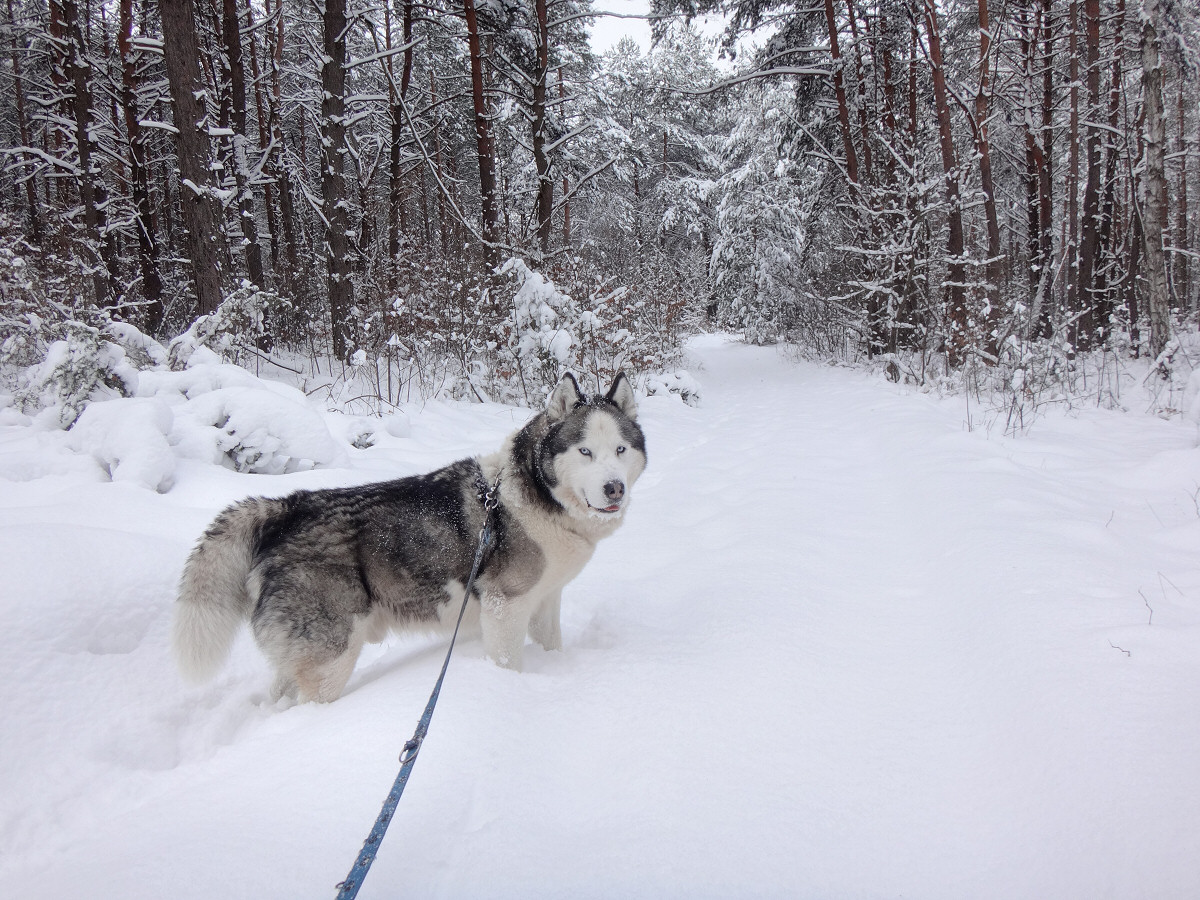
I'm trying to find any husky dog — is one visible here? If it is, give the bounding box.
[172,372,646,702]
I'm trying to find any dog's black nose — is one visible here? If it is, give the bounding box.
[604,480,625,502]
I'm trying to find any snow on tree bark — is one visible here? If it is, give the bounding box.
[160,0,230,317]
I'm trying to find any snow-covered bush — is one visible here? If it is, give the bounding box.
[2,274,352,487]
[496,257,693,404]
[1144,326,1200,418]
[0,240,47,375]
[501,258,582,394]
[644,370,702,406]
[19,322,140,429]
[67,397,176,492]
[167,284,277,370]
[180,386,345,475]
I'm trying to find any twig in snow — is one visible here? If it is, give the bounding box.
[1158,572,1184,599]
[1108,641,1132,657]
[1139,589,1154,626]
[232,343,304,375]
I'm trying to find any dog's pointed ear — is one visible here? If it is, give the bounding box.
[546,372,585,421]
[605,371,638,420]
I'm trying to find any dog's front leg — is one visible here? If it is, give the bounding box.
[479,590,532,670]
[528,589,562,652]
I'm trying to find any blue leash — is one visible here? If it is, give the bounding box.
[335,476,500,900]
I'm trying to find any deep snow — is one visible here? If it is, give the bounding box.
[2,335,1199,898]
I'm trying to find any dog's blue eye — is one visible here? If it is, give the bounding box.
[579,448,591,457]
[616,446,626,454]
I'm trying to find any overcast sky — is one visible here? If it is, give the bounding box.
[588,0,655,54]
[588,3,746,68]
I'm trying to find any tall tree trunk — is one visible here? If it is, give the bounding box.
[1094,0,1126,334]
[1126,105,1145,353]
[1021,0,1045,320]
[1036,0,1055,338]
[1065,0,1081,337]
[462,0,500,259]
[1174,81,1190,307]
[429,71,450,256]
[321,0,354,359]
[823,0,859,186]
[119,0,164,332]
[1075,0,1103,347]
[47,0,70,209]
[6,0,40,241]
[975,0,1002,353]
[60,0,120,305]
[244,0,279,283]
[845,0,871,183]
[385,0,414,281]
[560,68,570,246]
[223,0,264,288]
[923,0,969,365]
[532,0,553,253]
[266,0,301,298]
[1140,0,1171,361]
[161,0,229,317]
[878,21,898,184]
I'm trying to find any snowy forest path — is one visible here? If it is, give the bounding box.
[604,334,1200,895]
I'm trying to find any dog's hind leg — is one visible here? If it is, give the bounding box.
[290,622,366,703]
[293,640,363,703]
[254,595,366,703]
[528,589,563,652]
[270,672,298,702]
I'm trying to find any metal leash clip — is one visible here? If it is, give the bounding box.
[399,737,421,764]
[483,475,501,511]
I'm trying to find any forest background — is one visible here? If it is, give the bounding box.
[0,0,1198,417]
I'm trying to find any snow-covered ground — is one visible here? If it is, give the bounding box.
[2,335,1199,898]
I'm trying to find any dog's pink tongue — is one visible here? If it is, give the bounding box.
[604,504,620,512]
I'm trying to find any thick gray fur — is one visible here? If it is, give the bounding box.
[172,372,647,702]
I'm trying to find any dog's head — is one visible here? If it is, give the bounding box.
[539,372,647,522]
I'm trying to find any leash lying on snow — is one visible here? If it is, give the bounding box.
[335,473,501,900]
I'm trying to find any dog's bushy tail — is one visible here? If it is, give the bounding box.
[173,497,282,683]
